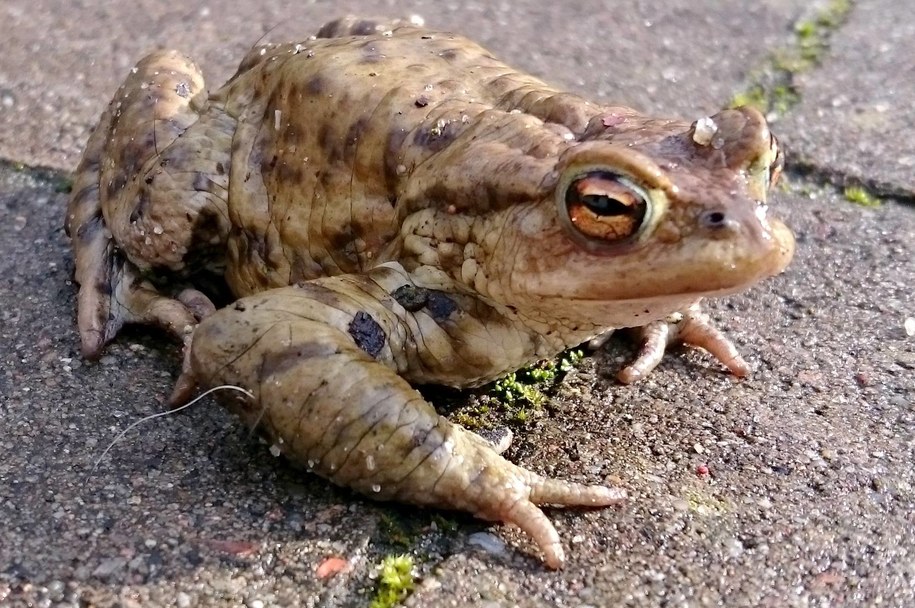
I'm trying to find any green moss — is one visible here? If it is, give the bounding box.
[492,372,547,407]
[729,0,853,116]
[369,554,415,608]
[449,349,584,430]
[430,513,460,533]
[843,185,881,207]
[377,513,415,549]
[491,349,584,408]
[53,176,73,194]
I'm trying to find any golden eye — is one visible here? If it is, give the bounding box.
[563,171,649,242]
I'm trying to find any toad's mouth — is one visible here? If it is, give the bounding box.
[512,215,795,306]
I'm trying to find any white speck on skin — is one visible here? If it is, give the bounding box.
[269,444,281,457]
[274,109,282,130]
[692,116,718,146]
[905,317,915,337]
[365,454,376,471]
[371,484,381,493]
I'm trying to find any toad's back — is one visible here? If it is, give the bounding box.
[211,24,605,294]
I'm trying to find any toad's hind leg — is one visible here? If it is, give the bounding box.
[188,285,626,568]
[66,50,230,358]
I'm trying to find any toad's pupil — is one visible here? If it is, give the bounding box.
[582,194,629,216]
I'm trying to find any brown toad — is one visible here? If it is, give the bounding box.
[66,16,794,568]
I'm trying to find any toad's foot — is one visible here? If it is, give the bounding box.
[188,282,625,568]
[590,303,749,383]
[66,49,226,360]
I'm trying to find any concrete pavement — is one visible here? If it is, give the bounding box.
[1,1,913,606]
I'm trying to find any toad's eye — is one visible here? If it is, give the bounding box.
[563,171,649,242]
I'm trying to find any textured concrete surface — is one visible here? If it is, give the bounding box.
[1,0,804,170]
[779,0,915,198]
[1,1,914,607]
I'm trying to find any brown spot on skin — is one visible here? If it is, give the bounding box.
[94,277,113,296]
[415,95,429,108]
[306,74,328,96]
[318,123,343,164]
[261,154,278,174]
[391,285,457,320]
[438,48,459,61]
[348,311,386,358]
[238,228,268,267]
[344,117,371,161]
[104,173,128,203]
[314,21,340,38]
[274,160,304,187]
[352,19,381,36]
[282,123,303,147]
[216,162,226,175]
[128,190,151,224]
[413,121,458,153]
[425,291,457,321]
[188,210,226,253]
[325,227,359,267]
[392,285,429,312]
[75,213,104,242]
[260,341,339,380]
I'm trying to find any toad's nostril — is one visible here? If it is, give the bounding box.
[700,210,737,231]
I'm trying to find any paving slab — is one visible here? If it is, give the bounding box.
[0,0,805,170]
[3,0,915,607]
[2,163,913,606]
[779,0,915,198]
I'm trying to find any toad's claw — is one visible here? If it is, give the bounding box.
[618,303,749,383]
[522,478,627,568]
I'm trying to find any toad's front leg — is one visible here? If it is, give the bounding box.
[187,277,624,568]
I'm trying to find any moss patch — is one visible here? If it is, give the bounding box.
[448,349,585,430]
[369,554,415,608]
[729,0,853,117]
[843,185,882,207]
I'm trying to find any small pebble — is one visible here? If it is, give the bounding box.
[467,532,507,558]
